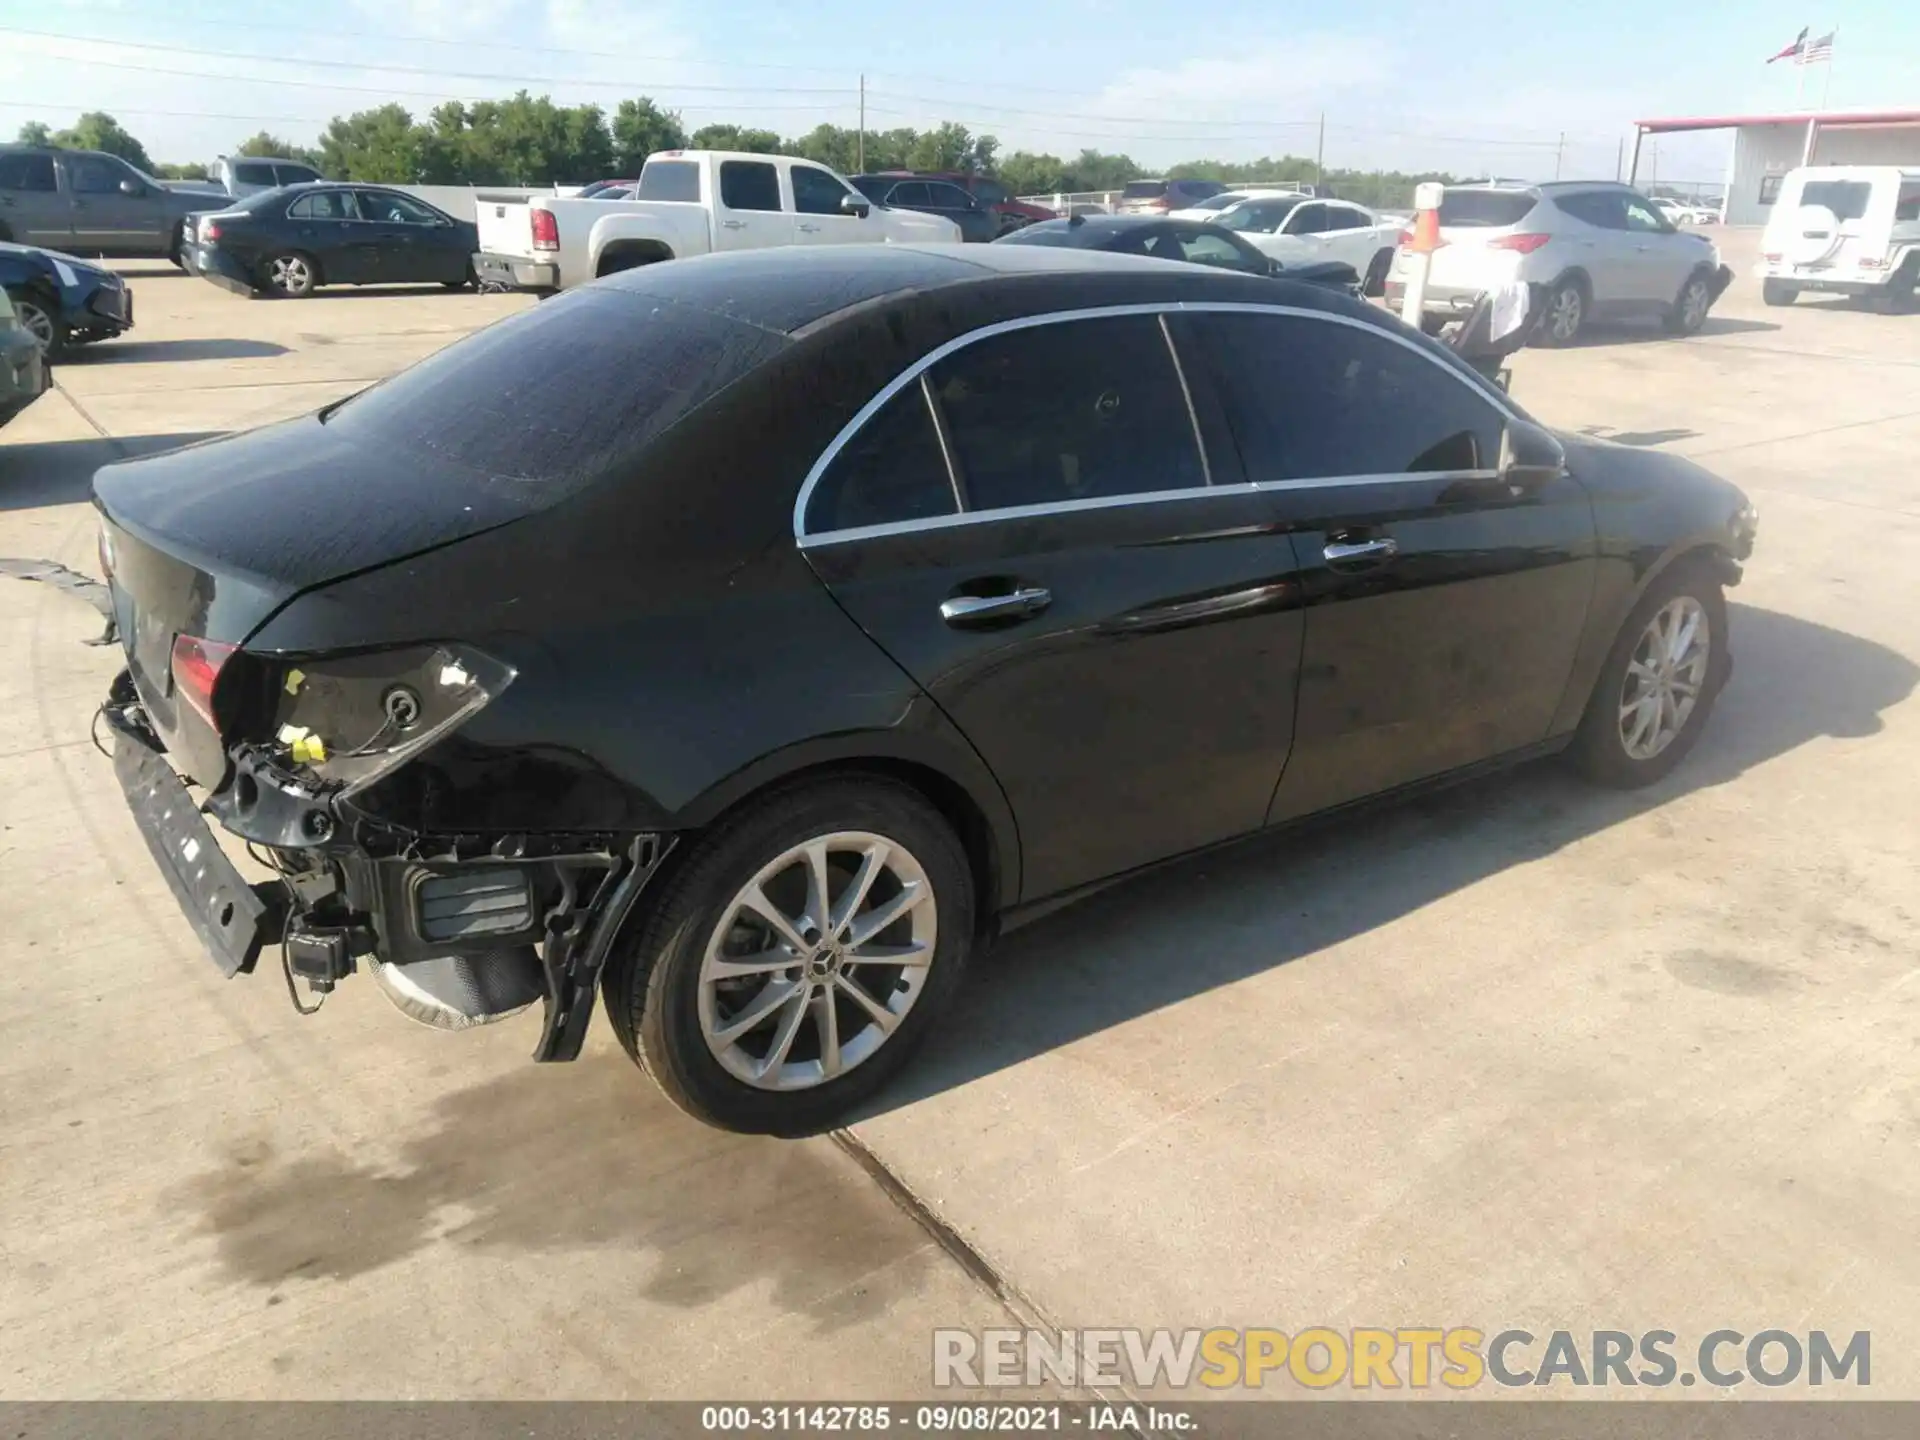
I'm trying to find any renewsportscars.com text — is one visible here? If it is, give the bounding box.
[932,1327,1871,1390]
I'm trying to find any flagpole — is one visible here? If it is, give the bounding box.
[1821,30,1836,110]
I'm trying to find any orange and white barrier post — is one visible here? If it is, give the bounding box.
[1398,180,1446,329]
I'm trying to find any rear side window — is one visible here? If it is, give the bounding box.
[1554,191,1623,229]
[1194,312,1503,479]
[720,161,782,212]
[1898,188,1920,223]
[926,315,1206,513]
[325,288,788,489]
[1441,190,1538,227]
[234,161,277,186]
[1799,180,1872,221]
[637,160,700,202]
[274,163,321,186]
[808,382,958,534]
[288,191,359,220]
[0,153,57,191]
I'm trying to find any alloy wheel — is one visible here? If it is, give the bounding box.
[270,256,312,293]
[14,298,54,352]
[697,831,936,1091]
[1680,278,1710,330]
[1548,287,1583,341]
[1619,596,1710,761]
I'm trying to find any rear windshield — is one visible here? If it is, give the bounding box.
[233,161,276,185]
[1440,190,1538,227]
[1121,181,1168,200]
[323,287,788,490]
[994,222,1081,247]
[1798,179,1872,221]
[1173,181,1224,198]
[637,160,700,202]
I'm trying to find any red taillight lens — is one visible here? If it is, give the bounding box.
[171,635,238,730]
[1489,233,1551,254]
[530,208,559,251]
[202,221,222,243]
[1397,227,1414,248]
[1762,251,1783,262]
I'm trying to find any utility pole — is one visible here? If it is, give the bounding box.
[857,74,866,173]
[1315,113,1325,190]
[1614,136,1623,181]
[1554,131,1565,180]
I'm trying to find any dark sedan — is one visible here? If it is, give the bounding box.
[183,183,479,297]
[996,213,1361,291]
[94,245,1756,1136]
[0,240,133,358]
[851,175,999,243]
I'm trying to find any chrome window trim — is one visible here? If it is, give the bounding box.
[793,299,1517,547]
[1159,312,1212,487]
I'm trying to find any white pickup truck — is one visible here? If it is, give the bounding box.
[473,149,962,293]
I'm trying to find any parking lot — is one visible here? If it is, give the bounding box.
[5,232,1920,1400]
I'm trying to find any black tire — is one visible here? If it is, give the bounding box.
[1568,558,1729,789]
[7,286,65,360]
[442,261,476,291]
[1762,279,1797,307]
[1534,275,1587,346]
[169,223,189,271]
[263,251,319,298]
[1879,256,1919,314]
[1362,248,1393,298]
[604,776,977,1135]
[1664,270,1714,335]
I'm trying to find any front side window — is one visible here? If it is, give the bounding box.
[0,153,56,191]
[67,155,127,194]
[807,382,957,534]
[972,179,1010,205]
[1324,204,1370,232]
[1285,203,1328,235]
[791,165,852,216]
[719,160,781,212]
[363,191,444,224]
[1194,312,1503,480]
[887,182,931,207]
[274,163,322,186]
[1896,187,1920,223]
[926,183,973,208]
[927,315,1206,514]
[1177,230,1257,270]
[1621,197,1669,232]
[1218,198,1300,233]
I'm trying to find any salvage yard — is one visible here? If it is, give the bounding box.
[5,233,1920,1399]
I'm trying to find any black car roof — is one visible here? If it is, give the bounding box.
[594,240,1368,338]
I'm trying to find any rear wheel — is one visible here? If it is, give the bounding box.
[1536,276,1587,346]
[1568,560,1728,788]
[605,777,976,1135]
[1362,248,1393,297]
[442,261,477,291]
[264,251,318,298]
[169,223,190,271]
[1878,256,1919,314]
[1762,279,1797,307]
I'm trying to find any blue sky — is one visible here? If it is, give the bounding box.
[1,0,1911,184]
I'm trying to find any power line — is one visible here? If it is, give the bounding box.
[0,99,855,124]
[0,27,851,94]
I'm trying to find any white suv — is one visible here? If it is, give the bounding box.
[1757,165,1920,309]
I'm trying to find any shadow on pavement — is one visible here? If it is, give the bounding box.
[0,430,224,512]
[75,338,289,363]
[862,602,1917,1121]
[1578,315,1783,345]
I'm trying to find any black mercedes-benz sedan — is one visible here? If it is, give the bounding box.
[93,244,1757,1134]
[182,183,479,297]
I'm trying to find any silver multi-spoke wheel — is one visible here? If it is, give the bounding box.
[1619,596,1710,761]
[698,831,936,1092]
[1547,285,1583,341]
[269,255,313,294]
[1679,277,1711,331]
[14,297,55,353]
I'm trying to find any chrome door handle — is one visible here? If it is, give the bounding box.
[721,219,748,230]
[796,223,820,233]
[1323,537,1398,566]
[940,588,1052,626]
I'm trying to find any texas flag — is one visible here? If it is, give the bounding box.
[1766,26,1809,62]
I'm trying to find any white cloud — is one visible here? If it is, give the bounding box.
[544,0,693,57]
[349,0,521,37]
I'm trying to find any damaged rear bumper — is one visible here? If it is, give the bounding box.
[102,673,670,1060]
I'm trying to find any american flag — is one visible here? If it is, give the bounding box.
[1800,29,1836,63]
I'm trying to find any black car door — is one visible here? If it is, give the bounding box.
[1183,307,1598,823]
[359,189,464,282]
[285,189,366,281]
[800,311,1308,903]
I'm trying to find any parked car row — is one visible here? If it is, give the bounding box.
[183,184,479,297]
[1,144,208,265]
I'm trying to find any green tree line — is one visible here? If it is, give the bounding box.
[16,102,1453,207]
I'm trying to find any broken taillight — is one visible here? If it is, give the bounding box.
[171,635,238,731]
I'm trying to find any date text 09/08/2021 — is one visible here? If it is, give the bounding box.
[700,1405,1191,1433]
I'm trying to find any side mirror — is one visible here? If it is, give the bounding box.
[841,194,871,219]
[119,178,143,196]
[1499,418,1564,492]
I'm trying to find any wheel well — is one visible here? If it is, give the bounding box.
[596,240,674,278]
[678,757,1005,934]
[1549,267,1592,300]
